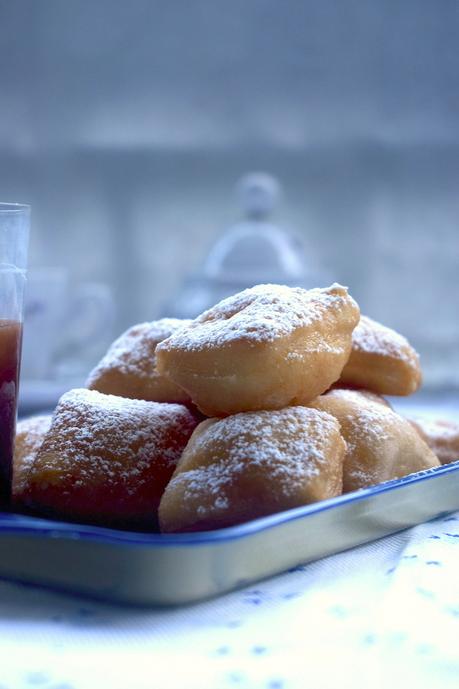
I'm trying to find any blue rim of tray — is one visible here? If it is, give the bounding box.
[0,461,458,548]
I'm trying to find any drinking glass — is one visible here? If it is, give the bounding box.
[0,203,29,505]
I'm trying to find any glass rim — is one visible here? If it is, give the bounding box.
[0,203,30,214]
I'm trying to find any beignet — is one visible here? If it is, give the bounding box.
[338,315,421,396]
[20,389,198,528]
[13,414,52,505]
[156,283,359,416]
[86,319,192,404]
[408,416,459,465]
[159,406,345,532]
[309,389,439,492]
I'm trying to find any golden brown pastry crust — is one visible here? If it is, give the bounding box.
[156,283,360,417]
[309,389,439,492]
[338,315,422,396]
[20,389,199,528]
[159,406,345,533]
[13,414,52,504]
[408,417,459,465]
[86,319,192,404]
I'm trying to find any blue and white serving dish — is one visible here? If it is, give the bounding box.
[0,462,457,606]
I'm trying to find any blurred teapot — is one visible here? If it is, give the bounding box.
[164,172,329,318]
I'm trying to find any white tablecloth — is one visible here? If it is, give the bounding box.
[0,512,457,689]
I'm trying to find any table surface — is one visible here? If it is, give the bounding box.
[0,515,457,688]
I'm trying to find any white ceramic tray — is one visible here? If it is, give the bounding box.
[1,461,458,606]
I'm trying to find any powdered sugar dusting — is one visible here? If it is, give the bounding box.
[352,315,418,364]
[315,389,438,489]
[86,318,191,385]
[31,388,197,495]
[175,406,342,516]
[409,416,459,465]
[319,389,394,448]
[157,283,354,352]
[341,403,393,486]
[15,414,52,457]
[13,415,52,496]
[411,416,458,442]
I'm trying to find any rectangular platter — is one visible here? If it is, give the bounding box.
[0,461,458,606]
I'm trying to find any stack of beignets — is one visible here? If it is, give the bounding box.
[14,282,455,532]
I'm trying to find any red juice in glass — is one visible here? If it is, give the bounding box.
[0,320,23,503]
[0,204,29,506]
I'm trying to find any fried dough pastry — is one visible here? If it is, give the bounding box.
[13,414,52,504]
[338,315,422,396]
[309,389,439,492]
[159,406,345,532]
[156,283,360,417]
[20,389,198,528]
[86,319,192,404]
[408,416,459,465]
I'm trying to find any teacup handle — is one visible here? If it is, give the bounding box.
[66,283,116,354]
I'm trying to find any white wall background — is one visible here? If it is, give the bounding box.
[0,0,458,386]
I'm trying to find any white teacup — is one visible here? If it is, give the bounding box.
[21,268,115,381]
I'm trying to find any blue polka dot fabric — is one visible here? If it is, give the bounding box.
[0,513,457,688]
